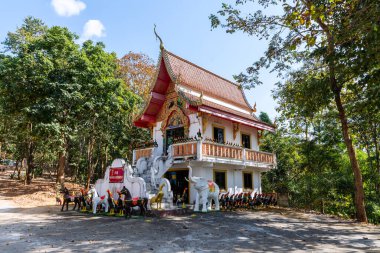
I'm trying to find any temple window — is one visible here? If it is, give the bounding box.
[241,133,251,149]
[214,170,227,190]
[213,126,225,144]
[243,172,253,190]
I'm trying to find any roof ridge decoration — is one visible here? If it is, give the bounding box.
[154,24,164,50]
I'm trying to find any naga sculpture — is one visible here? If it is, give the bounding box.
[151,145,174,188]
[186,165,220,212]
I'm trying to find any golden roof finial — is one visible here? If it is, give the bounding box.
[252,102,257,113]
[154,24,164,50]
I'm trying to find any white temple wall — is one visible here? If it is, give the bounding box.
[203,116,234,142]
[203,116,259,150]
[188,113,200,138]
[240,124,259,151]
[253,171,262,194]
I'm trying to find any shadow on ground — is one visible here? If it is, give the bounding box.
[0,205,379,253]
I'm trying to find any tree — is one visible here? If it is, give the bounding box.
[259,112,273,125]
[117,52,156,106]
[211,0,380,222]
[0,17,86,186]
[0,17,49,184]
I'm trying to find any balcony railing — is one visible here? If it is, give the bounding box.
[172,141,275,168]
[133,147,153,163]
[245,149,275,164]
[172,142,197,157]
[202,142,243,160]
[133,141,275,168]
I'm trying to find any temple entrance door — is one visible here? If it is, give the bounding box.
[164,169,189,205]
[165,126,184,153]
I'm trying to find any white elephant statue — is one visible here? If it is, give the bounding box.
[186,165,220,212]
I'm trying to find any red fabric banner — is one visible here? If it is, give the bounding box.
[109,167,124,183]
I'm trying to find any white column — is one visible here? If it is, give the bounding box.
[197,139,203,161]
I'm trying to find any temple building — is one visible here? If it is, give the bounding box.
[133,47,275,204]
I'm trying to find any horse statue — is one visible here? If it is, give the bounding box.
[60,187,82,211]
[87,186,109,214]
[119,186,148,218]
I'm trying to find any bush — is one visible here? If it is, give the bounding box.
[366,202,380,224]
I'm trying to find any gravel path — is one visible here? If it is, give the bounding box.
[0,201,379,253]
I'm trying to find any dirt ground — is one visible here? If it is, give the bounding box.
[0,168,379,253]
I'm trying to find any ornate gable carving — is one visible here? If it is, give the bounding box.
[160,109,190,137]
[156,87,190,137]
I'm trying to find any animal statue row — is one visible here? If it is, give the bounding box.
[219,192,277,211]
[60,187,86,211]
[60,185,148,218]
[186,165,220,212]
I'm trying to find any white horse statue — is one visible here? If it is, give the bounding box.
[87,186,109,214]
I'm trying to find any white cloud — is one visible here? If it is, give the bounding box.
[81,20,106,41]
[51,0,86,17]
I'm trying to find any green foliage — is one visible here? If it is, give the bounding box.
[212,0,380,223]
[258,112,272,125]
[0,17,151,185]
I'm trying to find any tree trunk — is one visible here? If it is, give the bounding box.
[56,136,68,187]
[56,151,66,187]
[86,136,95,189]
[316,13,368,222]
[370,123,380,191]
[104,144,108,175]
[26,141,35,185]
[332,88,367,222]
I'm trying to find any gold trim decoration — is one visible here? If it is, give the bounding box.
[257,130,263,146]
[202,112,209,134]
[252,102,257,113]
[160,108,190,137]
[232,122,240,140]
[149,126,154,138]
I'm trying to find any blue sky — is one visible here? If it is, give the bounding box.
[0,0,280,119]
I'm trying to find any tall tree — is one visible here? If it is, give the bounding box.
[211,0,380,222]
[117,52,156,106]
[0,17,85,186]
[0,17,48,184]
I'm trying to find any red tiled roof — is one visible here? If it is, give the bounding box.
[135,49,275,132]
[164,50,252,110]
